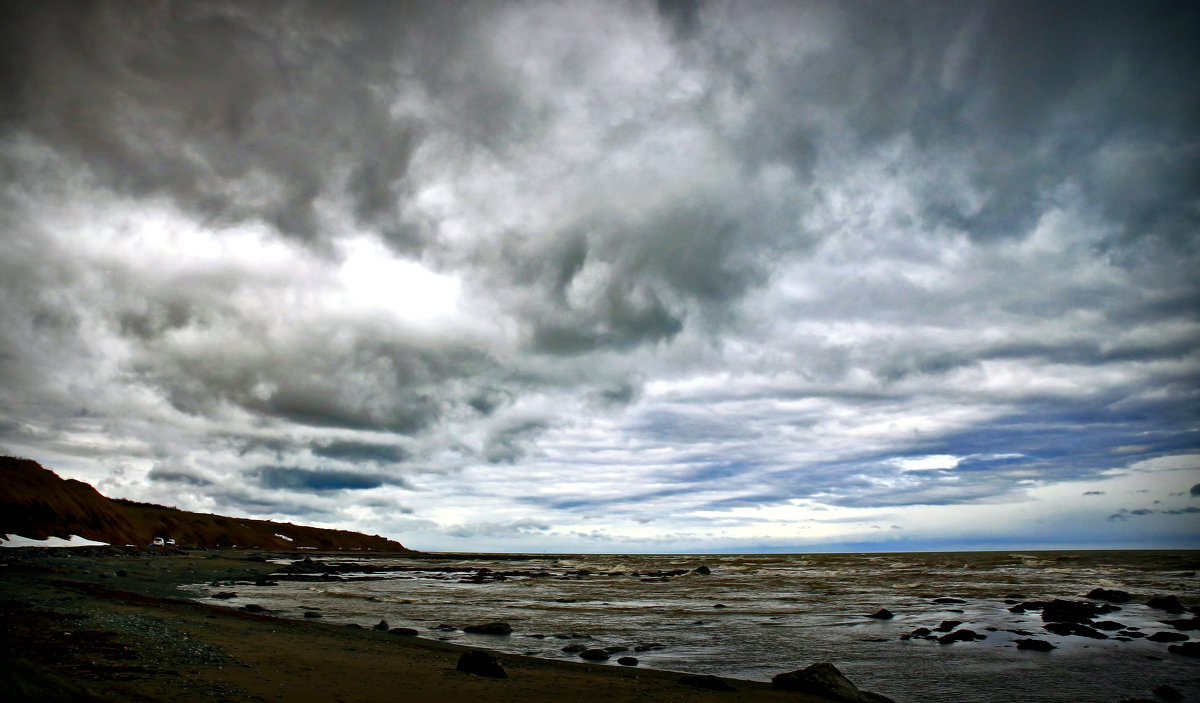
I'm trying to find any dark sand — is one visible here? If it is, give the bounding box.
[0,548,848,702]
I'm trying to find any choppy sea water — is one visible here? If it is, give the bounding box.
[184,551,1200,702]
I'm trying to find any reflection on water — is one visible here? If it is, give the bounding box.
[184,551,1200,702]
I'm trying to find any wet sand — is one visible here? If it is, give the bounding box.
[0,548,842,702]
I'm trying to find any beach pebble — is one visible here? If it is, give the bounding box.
[456,650,507,678]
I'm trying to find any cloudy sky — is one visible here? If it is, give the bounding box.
[2,0,1198,553]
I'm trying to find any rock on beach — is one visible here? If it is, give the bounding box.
[456,650,507,678]
[771,662,894,703]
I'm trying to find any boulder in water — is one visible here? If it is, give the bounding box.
[617,656,639,666]
[938,629,985,644]
[933,620,962,633]
[693,565,711,575]
[1146,631,1189,643]
[1086,588,1131,603]
[867,608,894,620]
[1146,595,1185,613]
[1153,684,1183,702]
[464,622,513,635]
[771,662,894,702]
[1160,617,1200,631]
[579,648,610,661]
[1014,638,1055,651]
[1041,599,1117,623]
[456,650,506,678]
[372,619,389,631]
[1043,622,1108,639]
[1168,641,1200,657]
[389,627,419,636]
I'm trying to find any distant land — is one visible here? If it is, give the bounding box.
[0,456,412,551]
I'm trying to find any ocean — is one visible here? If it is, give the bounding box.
[184,551,1200,702]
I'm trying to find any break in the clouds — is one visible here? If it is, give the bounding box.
[1,0,1197,552]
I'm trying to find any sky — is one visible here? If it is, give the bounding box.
[1,0,1198,553]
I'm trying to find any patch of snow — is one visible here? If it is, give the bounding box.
[274,533,294,542]
[1,534,110,548]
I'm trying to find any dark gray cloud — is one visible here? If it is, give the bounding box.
[0,0,1197,551]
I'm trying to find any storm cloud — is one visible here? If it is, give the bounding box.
[0,0,1197,551]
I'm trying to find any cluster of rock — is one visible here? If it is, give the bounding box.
[899,619,986,644]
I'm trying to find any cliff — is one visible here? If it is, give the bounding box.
[0,456,412,551]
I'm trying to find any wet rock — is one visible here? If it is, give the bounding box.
[562,644,587,653]
[1153,684,1183,702]
[433,624,457,631]
[1044,622,1108,639]
[868,608,894,620]
[1115,698,1158,703]
[771,662,894,702]
[1146,631,1189,643]
[345,623,363,629]
[1042,599,1118,623]
[1168,641,1200,657]
[456,650,507,678]
[679,674,735,691]
[713,603,728,609]
[579,648,610,661]
[1008,601,1048,614]
[1160,617,1200,631]
[1093,621,1126,631]
[240,603,266,613]
[900,627,933,641]
[1146,595,1185,613]
[464,622,513,635]
[389,627,420,636]
[938,629,985,644]
[694,565,711,575]
[303,611,322,618]
[372,619,389,631]
[933,620,962,633]
[1086,588,1132,603]
[212,591,238,599]
[932,597,966,604]
[1119,630,1146,638]
[617,656,639,666]
[634,642,666,652]
[603,646,629,654]
[1015,638,1055,651]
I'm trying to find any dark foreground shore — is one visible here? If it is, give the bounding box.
[0,548,865,703]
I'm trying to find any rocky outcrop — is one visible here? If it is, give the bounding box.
[456,650,506,678]
[771,662,894,703]
[1041,599,1118,623]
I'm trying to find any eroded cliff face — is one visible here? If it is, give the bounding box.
[0,456,412,551]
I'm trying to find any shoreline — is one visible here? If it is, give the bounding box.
[0,547,856,702]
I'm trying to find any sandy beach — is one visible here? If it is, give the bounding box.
[0,547,857,703]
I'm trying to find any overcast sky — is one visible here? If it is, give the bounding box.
[2,0,1197,553]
